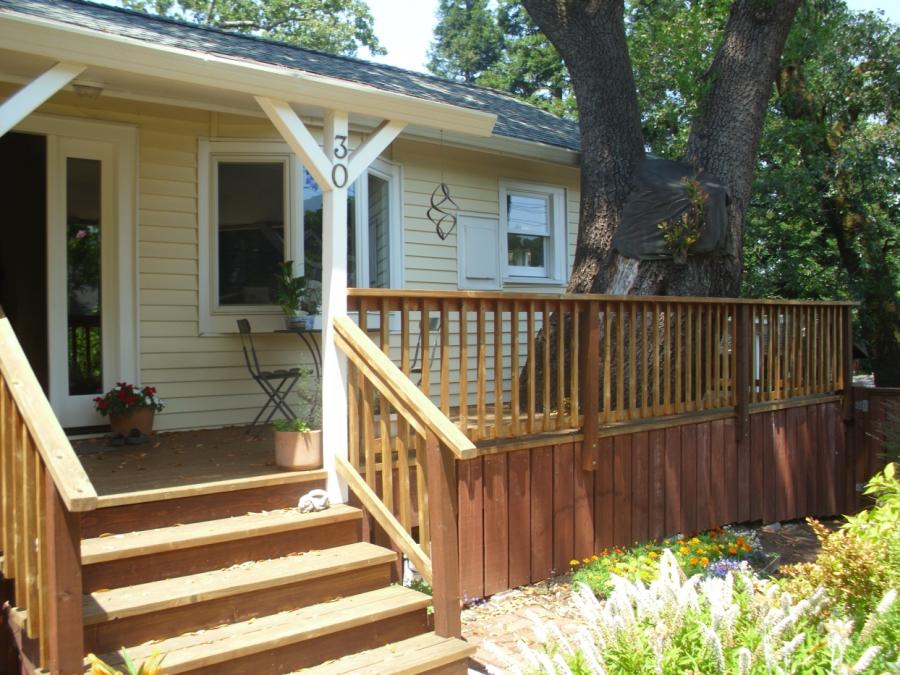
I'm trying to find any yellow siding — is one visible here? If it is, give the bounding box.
[5,85,581,431]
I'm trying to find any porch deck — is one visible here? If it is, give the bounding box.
[73,426,326,507]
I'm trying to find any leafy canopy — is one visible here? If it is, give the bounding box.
[122,0,385,56]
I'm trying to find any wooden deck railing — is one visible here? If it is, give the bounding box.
[348,290,855,448]
[333,316,476,638]
[0,306,98,673]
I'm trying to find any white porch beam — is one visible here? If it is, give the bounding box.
[0,62,85,137]
[255,96,333,190]
[320,109,350,502]
[347,119,407,184]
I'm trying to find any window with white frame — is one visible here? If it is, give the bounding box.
[199,139,402,333]
[500,180,566,284]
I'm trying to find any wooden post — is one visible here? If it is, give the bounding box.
[43,472,83,675]
[580,301,600,471]
[735,304,752,445]
[842,306,854,422]
[424,432,461,638]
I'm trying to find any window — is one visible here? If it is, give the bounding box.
[499,180,567,285]
[199,140,401,333]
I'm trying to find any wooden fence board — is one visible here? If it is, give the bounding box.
[724,418,739,525]
[457,458,483,601]
[507,450,531,589]
[680,424,698,535]
[710,420,727,527]
[482,454,509,596]
[750,413,764,521]
[612,435,632,546]
[648,429,666,541]
[695,422,712,532]
[631,432,650,544]
[552,444,575,573]
[573,444,595,560]
[595,437,614,552]
[530,447,553,582]
[763,412,777,524]
[664,427,682,535]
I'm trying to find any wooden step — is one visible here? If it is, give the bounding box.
[81,470,327,537]
[83,542,396,655]
[81,505,361,590]
[299,632,475,674]
[89,585,432,674]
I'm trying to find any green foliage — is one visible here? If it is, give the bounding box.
[272,418,311,432]
[844,462,900,581]
[780,518,893,621]
[658,175,710,264]
[570,527,763,597]
[405,577,432,596]
[88,648,164,675]
[121,0,384,56]
[512,549,900,674]
[274,260,306,317]
[427,0,503,83]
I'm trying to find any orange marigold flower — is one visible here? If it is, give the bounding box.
[701,557,709,565]
[570,559,580,567]
[690,557,699,565]
[729,545,738,554]
[591,555,599,561]
[680,546,690,555]
[583,558,591,564]
[691,537,700,544]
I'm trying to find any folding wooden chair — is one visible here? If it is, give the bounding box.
[237,319,301,429]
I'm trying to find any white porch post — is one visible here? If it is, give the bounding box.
[0,62,85,137]
[321,110,350,502]
[256,96,407,503]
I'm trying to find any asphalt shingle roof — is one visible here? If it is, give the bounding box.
[0,0,581,152]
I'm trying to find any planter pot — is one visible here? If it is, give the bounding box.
[109,407,155,435]
[286,313,308,329]
[274,429,323,470]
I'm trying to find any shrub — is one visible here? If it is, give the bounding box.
[487,550,900,674]
[570,527,765,597]
[844,462,900,585]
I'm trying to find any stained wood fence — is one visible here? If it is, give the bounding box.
[347,290,864,600]
[0,306,97,673]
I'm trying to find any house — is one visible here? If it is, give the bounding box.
[0,1,863,673]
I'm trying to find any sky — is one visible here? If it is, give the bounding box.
[362,0,900,73]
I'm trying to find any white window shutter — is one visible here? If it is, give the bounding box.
[458,215,500,290]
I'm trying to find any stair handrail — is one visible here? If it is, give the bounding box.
[0,307,97,511]
[334,315,472,639]
[1,305,94,673]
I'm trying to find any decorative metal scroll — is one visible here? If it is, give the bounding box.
[427,182,459,241]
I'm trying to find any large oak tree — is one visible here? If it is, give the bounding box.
[520,0,801,298]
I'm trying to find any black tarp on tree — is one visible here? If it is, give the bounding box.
[612,156,730,261]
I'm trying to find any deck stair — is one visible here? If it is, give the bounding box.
[78,483,473,674]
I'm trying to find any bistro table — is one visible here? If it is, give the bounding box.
[275,325,322,419]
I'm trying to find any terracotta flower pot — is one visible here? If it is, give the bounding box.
[109,407,155,436]
[274,429,323,470]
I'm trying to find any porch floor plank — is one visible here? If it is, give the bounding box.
[81,504,360,564]
[83,542,395,625]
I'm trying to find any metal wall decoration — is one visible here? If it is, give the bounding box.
[427,130,459,241]
[428,182,459,240]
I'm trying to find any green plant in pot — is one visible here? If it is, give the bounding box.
[274,260,307,328]
[273,418,322,470]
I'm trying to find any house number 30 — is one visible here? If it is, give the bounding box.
[332,134,348,188]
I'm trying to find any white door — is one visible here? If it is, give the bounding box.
[47,136,121,428]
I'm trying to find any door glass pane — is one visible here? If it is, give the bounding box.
[66,157,102,395]
[217,162,285,305]
[367,174,391,288]
[302,168,356,288]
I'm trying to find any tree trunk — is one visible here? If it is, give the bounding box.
[524,0,801,299]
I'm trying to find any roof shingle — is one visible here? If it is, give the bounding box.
[0,0,580,152]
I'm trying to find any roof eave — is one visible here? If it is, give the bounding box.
[0,10,497,138]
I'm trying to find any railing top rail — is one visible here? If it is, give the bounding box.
[0,308,98,512]
[334,316,477,460]
[347,288,858,307]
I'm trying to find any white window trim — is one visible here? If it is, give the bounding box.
[199,139,403,335]
[499,179,567,286]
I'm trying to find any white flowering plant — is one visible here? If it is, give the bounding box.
[488,549,899,674]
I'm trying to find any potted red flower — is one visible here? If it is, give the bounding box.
[94,382,165,436]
